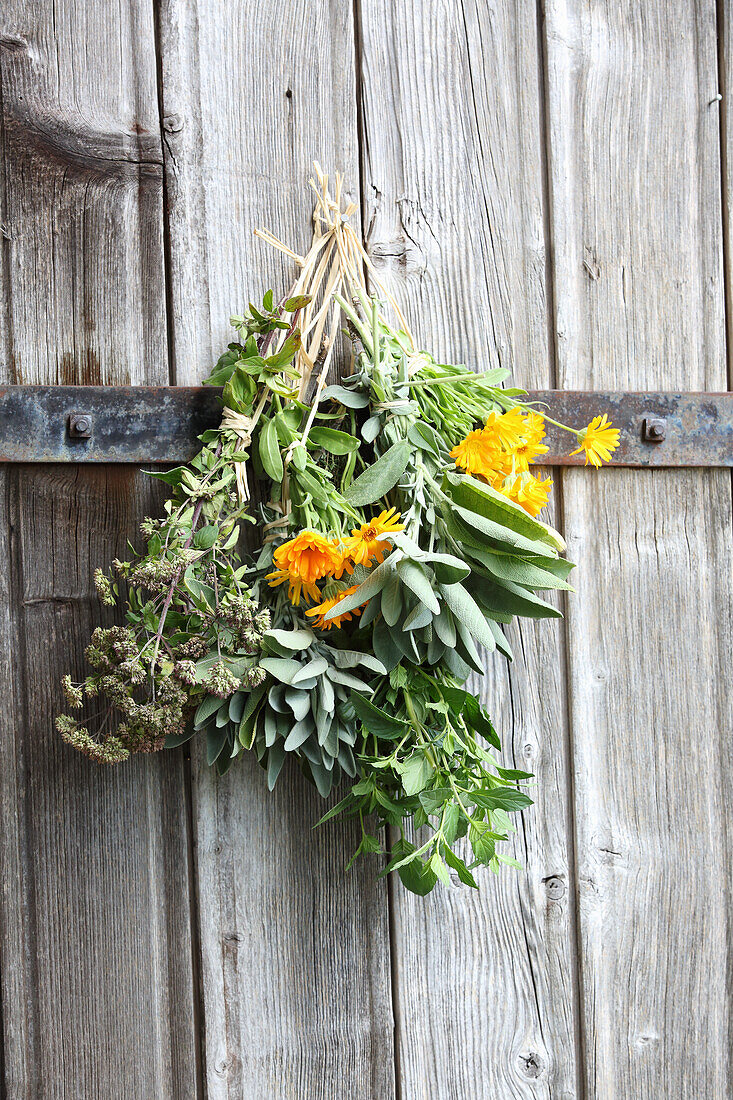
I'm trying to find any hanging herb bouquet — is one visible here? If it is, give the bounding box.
[58,168,619,895]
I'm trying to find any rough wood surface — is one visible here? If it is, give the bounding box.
[0,1,199,1095]
[358,2,581,1096]
[544,1,733,1094]
[1,0,732,1097]
[157,3,395,1096]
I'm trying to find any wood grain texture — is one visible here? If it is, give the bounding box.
[544,1,733,1094]
[0,0,166,384]
[157,3,395,1096]
[1,467,199,1099]
[0,1,199,1094]
[358,2,581,1096]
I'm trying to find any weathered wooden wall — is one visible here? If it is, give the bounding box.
[0,1,731,1097]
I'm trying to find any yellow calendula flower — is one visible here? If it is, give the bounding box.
[484,407,528,451]
[340,508,404,571]
[266,530,342,606]
[305,586,365,630]
[450,428,501,478]
[523,411,546,443]
[511,413,549,471]
[265,567,321,607]
[504,474,553,517]
[570,414,620,467]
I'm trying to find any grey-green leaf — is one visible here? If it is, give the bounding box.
[439,582,497,653]
[345,440,412,506]
[397,559,440,615]
[324,558,395,620]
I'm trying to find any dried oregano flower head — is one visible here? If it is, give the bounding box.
[57,427,270,763]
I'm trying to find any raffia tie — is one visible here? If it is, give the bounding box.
[221,164,421,507]
[219,407,257,502]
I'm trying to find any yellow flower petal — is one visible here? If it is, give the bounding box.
[570,414,620,467]
[450,428,502,478]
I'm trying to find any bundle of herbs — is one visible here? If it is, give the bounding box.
[59,167,619,894]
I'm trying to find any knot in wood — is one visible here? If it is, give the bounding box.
[544,875,566,901]
[163,113,184,134]
[517,1050,544,1079]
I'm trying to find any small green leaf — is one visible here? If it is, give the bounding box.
[386,839,438,896]
[397,752,433,796]
[259,417,284,482]
[207,725,230,766]
[352,692,409,739]
[496,766,534,781]
[444,846,478,887]
[445,471,562,548]
[308,426,360,455]
[284,294,311,311]
[194,694,223,728]
[267,744,286,790]
[496,852,523,870]
[429,852,451,887]
[380,571,403,627]
[439,582,496,652]
[324,559,394,620]
[427,552,471,586]
[263,627,315,651]
[471,787,533,811]
[418,788,452,814]
[469,822,496,864]
[193,525,219,549]
[259,657,304,684]
[402,602,434,631]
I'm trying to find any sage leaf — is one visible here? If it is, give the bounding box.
[439,582,496,653]
[320,384,370,408]
[267,744,286,790]
[259,657,304,684]
[396,560,440,615]
[345,440,412,506]
[324,558,395,620]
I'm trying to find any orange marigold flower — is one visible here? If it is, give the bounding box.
[503,474,553,517]
[484,408,528,450]
[341,508,404,570]
[570,414,620,468]
[450,428,501,478]
[264,567,321,607]
[265,530,342,606]
[305,586,365,630]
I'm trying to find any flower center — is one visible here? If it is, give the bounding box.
[363,526,377,541]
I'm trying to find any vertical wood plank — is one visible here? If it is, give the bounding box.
[544,1,733,1094]
[0,1,199,1095]
[156,3,395,1096]
[358,2,581,1096]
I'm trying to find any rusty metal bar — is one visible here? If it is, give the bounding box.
[0,386,729,467]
